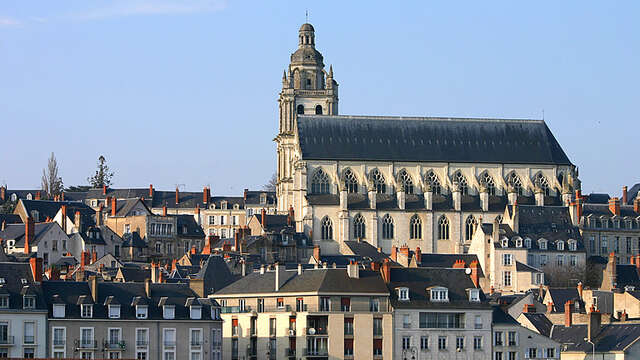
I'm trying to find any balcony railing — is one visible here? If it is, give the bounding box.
[23,335,35,344]
[75,339,98,349]
[0,336,14,345]
[104,339,126,350]
[53,338,65,347]
[305,327,328,335]
[221,306,252,314]
[305,348,329,356]
[296,304,308,312]
[164,340,177,347]
[190,339,202,347]
[136,339,149,347]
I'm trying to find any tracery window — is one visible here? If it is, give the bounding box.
[506,172,524,195]
[353,214,366,239]
[425,171,441,195]
[382,214,394,239]
[297,104,304,114]
[398,170,414,194]
[480,172,496,196]
[369,169,386,194]
[321,216,333,240]
[410,215,422,239]
[438,216,450,240]
[535,173,551,196]
[315,105,322,115]
[465,215,477,241]
[344,169,358,194]
[453,171,469,195]
[311,169,330,194]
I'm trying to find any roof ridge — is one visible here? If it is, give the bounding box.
[299,114,545,124]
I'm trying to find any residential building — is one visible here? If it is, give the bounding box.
[243,189,277,221]
[1,217,70,268]
[201,197,245,240]
[492,306,560,360]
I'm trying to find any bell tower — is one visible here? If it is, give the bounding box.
[276,23,339,212]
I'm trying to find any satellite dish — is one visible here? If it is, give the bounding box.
[465,268,472,275]
[308,327,316,335]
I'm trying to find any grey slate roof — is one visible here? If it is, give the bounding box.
[176,215,205,238]
[627,184,640,205]
[492,306,519,325]
[515,205,585,246]
[551,323,640,352]
[546,288,583,313]
[297,115,573,165]
[342,241,390,262]
[515,261,542,273]
[0,222,60,246]
[192,255,237,295]
[20,199,91,222]
[0,214,22,224]
[244,191,276,206]
[522,313,553,337]
[0,262,46,310]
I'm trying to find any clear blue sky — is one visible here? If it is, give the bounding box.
[1,1,638,196]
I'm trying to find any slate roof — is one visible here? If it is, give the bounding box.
[0,214,22,224]
[215,268,388,296]
[0,222,60,246]
[0,262,46,310]
[583,203,639,218]
[627,184,640,205]
[244,191,276,206]
[297,115,573,165]
[20,199,91,222]
[251,214,290,233]
[342,241,390,262]
[176,215,205,239]
[585,193,611,204]
[551,323,640,352]
[492,306,519,325]
[209,196,244,210]
[546,288,583,313]
[522,313,553,337]
[116,267,150,282]
[192,255,237,295]
[386,267,489,309]
[513,205,585,246]
[515,261,543,273]
[614,265,640,289]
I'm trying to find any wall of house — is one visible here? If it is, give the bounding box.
[0,313,47,358]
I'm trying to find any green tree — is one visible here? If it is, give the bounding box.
[87,155,114,188]
[41,152,64,199]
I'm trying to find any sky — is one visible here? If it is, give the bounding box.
[1,1,638,196]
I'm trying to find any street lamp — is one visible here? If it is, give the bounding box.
[584,337,595,360]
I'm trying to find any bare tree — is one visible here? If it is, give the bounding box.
[263,173,277,192]
[41,152,64,199]
[543,264,586,287]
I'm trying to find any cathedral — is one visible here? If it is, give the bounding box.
[275,23,579,255]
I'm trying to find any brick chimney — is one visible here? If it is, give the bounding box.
[347,261,360,278]
[564,301,573,327]
[523,304,536,314]
[80,251,87,270]
[175,187,179,205]
[623,186,628,205]
[35,191,41,200]
[546,302,554,313]
[380,258,391,283]
[261,209,267,228]
[233,231,240,252]
[61,192,64,201]
[171,259,177,272]
[313,245,321,262]
[145,278,151,297]
[61,205,67,233]
[635,196,640,215]
[24,217,34,254]
[0,186,5,202]
[91,250,97,264]
[621,310,628,322]
[243,188,248,201]
[111,197,117,216]
[203,187,209,204]
[29,257,43,282]
[399,245,410,259]
[588,308,602,341]
[635,255,640,276]
[609,197,620,216]
[89,275,98,302]
[102,185,107,195]
[162,206,167,217]
[391,245,398,262]
[190,245,197,255]
[74,211,82,231]
[575,191,584,220]
[415,247,422,264]
[96,204,103,226]
[453,259,466,268]
[469,260,480,288]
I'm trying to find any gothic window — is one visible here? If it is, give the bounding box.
[425,171,441,194]
[369,169,386,194]
[535,173,551,196]
[315,105,323,115]
[321,216,333,240]
[453,171,469,195]
[506,172,524,195]
[438,216,450,240]
[311,169,330,194]
[398,170,414,194]
[344,169,358,194]
[297,104,304,115]
[465,215,477,241]
[481,172,496,196]
[382,214,394,239]
[353,214,365,239]
[410,215,422,239]
[495,215,503,223]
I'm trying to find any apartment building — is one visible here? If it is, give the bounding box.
[493,306,560,360]
[42,276,222,360]
[201,197,246,239]
[243,190,277,220]
[212,262,393,360]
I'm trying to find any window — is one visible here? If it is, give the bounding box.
[53,304,65,317]
[23,322,35,344]
[343,169,358,193]
[421,336,429,350]
[539,239,547,250]
[320,297,331,311]
[208,216,215,225]
[23,296,35,309]
[108,328,122,347]
[601,236,608,254]
[535,173,550,196]
[353,214,365,239]
[80,327,94,347]
[269,318,276,337]
[475,315,483,329]
[403,314,411,328]
[465,215,477,241]
[494,331,503,346]
[239,299,246,311]
[23,348,35,358]
[534,273,544,285]
[344,318,353,335]
[545,348,556,358]
[321,217,333,240]
[190,306,202,320]
[381,214,394,239]
[557,241,564,251]
[515,237,523,247]
[507,172,524,195]
[136,328,148,346]
[502,254,513,266]
[231,319,238,336]
[231,338,238,359]
[438,216,449,240]
[402,336,411,350]
[508,352,516,360]
[373,318,382,336]
[397,170,414,194]
[190,328,202,346]
[419,312,465,328]
[369,169,386,194]
[311,169,330,194]
[296,298,304,312]
[343,339,353,356]
[430,287,449,302]
[508,331,517,346]
[456,336,464,351]
[481,172,496,195]
[410,215,422,239]
[109,305,120,318]
[474,336,482,350]
[425,170,441,194]
[53,327,66,347]
[163,328,176,347]
[136,305,148,319]
[369,297,379,312]
[163,305,175,319]
[503,271,512,286]
[570,255,577,266]
[528,348,537,358]
[557,255,564,266]
[495,352,503,360]
[469,289,480,302]
[540,255,548,266]
[373,339,383,356]
[524,237,531,248]
[453,171,468,195]
[81,304,93,318]
[257,299,264,312]
[438,336,447,350]
[397,287,410,301]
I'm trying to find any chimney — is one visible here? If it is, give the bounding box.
[564,301,573,327]
[381,258,391,283]
[1,220,5,231]
[24,217,34,254]
[74,211,82,231]
[609,197,620,216]
[391,245,398,262]
[621,310,628,322]
[203,187,209,204]
[623,186,628,204]
[547,302,554,313]
[175,187,179,205]
[399,245,410,259]
[102,185,107,195]
[145,278,151,297]
[89,275,98,302]
[469,260,480,288]
[588,308,602,341]
[260,264,265,274]
[243,188,248,201]
[61,192,64,201]
[577,282,583,299]
[347,261,360,278]
[162,206,167,217]
[96,204,103,226]
[233,231,239,252]
[0,186,4,201]
[80,251,87,269]
[111,197,117,217]
[415,247,422,264]
[91,250,97,264]
[576,194,584,220]
[35,191,41,200]
[297,263,303,275]
[274,263,285,291]
[29,257,43,282]
[61,205,67,233]
[288,206,295,226]
[261,209,267,227]
[201,236,212,255]
[313,245,321,262]
[609,252,618,289]
[635,255,640,276]
[523,304,536,314]
[452,259,466,268]
[635,197,640,214]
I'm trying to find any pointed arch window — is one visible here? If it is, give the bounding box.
[465,215,477,241]
[321,216,333,240]
[425,171,441,195]
[315,105,323,115]
[507,172,524,196]
[297,104,304,115]
[344,169,358,194]
[453,171,468,195]
[311,169,330,194]
[410,215,422,239]
[535,173,551,196]
[382,214,394,239]
[481,173,496,196]
[369,169,386,194]
[438,216,450,240]
[353,214,366,239]
[398,170,414,194]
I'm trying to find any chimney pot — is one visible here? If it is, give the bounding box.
[565,301,573,327]
[623,186,628,204]
[111,198,117,217]
[609,197,621,217]
[102,185,107,195]
[24,217,34,254]
[162,206,167,217]
[29,257,43,282]
[175,187,179,205]
[149,184,154,197]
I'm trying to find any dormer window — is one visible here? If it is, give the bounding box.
[260,193,267,204]
[53,304,65,318]
[397,287,410,301]
[136,305,148,319]
[557,241,564,251]
[0,295,9,308]
[190,305,202,320]
[211,307,220,320]
[524,238,532,249]
[81,304,93,318]
[501,238,509,248]
[515,237,523,248]
[468,289,480,302]
[568,240,577,251]
[108,304,121,319]
[23,295,35,309]
[539,239,547,250]
[430,287,449,302]
[221,201,227,210]
[163,305,175,319]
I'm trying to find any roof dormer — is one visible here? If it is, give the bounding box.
[429,286,449,302]
[468,288,481,302]
[538,238,548,250]
[396,287,410,301]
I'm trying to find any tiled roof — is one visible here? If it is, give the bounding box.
[551,323,640,352]
[522,313,553,337]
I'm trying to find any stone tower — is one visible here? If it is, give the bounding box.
[276,23,339,212]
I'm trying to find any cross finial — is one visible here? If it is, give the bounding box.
[305,10,309,22]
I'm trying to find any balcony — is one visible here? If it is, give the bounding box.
[221,306,252,314]
[305,348,329,357]
[136,339,149,347]
[0,336,14,346]
[104,339,126,350]
[53,338,65,347]
[23,335,35,344]
[75,339,98,350]
[164,340,177,348]
[190,339,202,347]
